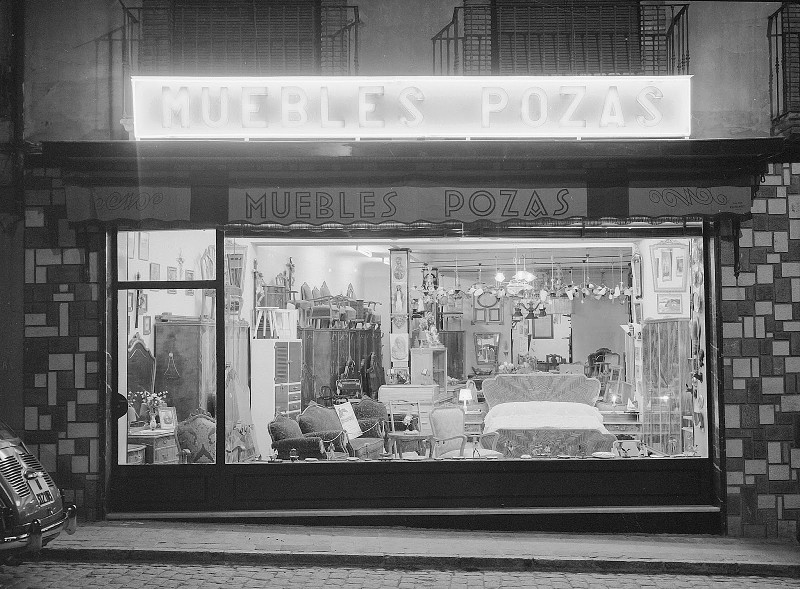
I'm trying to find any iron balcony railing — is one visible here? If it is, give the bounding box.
[432,1,689,76]
[768,2,800,134]
[114,1,360,136]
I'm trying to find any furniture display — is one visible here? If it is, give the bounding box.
[267,414,328,460]
[298,327,383,408]
[478,373,616,457]
[153,316,216,422]
[430,406,503,458]
[250,338,302,456]
[350,396,390,458]
[297,402,350,455]
[128,428,181,464]
[410,347,447,390]
[126,444,146,465]
[378,384,439,434]
[438,330,465,380]
[175,408,216,463]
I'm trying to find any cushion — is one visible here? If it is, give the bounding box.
[352,396,388,421]
[298,402,343,434]
[268,414,303,441]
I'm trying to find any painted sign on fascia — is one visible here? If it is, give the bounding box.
[132,76,691,140]
[228,186,588,225]
[629,184,753,217]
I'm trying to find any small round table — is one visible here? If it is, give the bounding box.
[387,431,434,459]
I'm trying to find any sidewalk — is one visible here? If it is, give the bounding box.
[41,520,800,577]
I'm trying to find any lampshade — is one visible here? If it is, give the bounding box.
[459,388,473,403]
[512,306,524,322]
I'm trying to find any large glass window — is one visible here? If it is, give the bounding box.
[223,234,709,464]
[114,230,710,467]
[117,230,217,465]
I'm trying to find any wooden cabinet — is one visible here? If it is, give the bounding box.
[410,347,447,391]
[251,339,302,456]
[438,331,465,380]
[153,316,215,422]
[298,328,383,406]
[128,429,180,464]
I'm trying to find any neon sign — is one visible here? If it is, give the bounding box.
[132,75,691,140]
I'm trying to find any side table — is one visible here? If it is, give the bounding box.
[387,431,434,459]
[128,428,180,464]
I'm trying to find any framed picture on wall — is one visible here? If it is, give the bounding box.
[657,294,682,314]
[651,241,689,292]
[138,232,149,261]
[142,315,152,335]
[167,266,178,294]
[185,270,194,296]
[127,233,136,259]
[137,293,148,314]
[149,262,160,281]
[127,291,134,313]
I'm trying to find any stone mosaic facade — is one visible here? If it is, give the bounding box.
[19,160,800,537]
[721,162,800,539]
[23,164,102,522]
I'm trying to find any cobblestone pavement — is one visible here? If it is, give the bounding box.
[1,562,799,589]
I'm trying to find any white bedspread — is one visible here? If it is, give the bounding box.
[483,401,610,434]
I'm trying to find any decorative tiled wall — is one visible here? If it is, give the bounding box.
[23,164,102,521]
[722,162,800,540]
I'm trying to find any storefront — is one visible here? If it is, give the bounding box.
[42,75,784,532]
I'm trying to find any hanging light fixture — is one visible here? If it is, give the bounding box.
[512,305,524,326]
[494,256,505,283]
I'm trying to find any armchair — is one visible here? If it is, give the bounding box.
[267,414,329,460]
[430,406,504,459]
[176,408,216,463]
[351,396,389,456]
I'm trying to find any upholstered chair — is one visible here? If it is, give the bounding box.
[296,403,350,458]
[351,396,390,456]
[267,414,327,460]
[176,408,216,463]
[430,406,504,459]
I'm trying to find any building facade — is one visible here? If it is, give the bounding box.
[3,1,800,540]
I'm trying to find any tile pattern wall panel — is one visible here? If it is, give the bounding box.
[723,162,800,540]
[23,166,101,521]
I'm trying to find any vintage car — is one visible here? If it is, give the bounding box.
[0,419,76,564]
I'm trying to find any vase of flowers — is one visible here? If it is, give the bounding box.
[128,390,169,427]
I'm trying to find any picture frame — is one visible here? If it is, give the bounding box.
[127,232,136,259]
[157,406,177,431]
[651,241,689,292]
[390,367,409,384]
[657,294,683,314]
[167,266,178,294]
[185,270,194,296]
[389,333,409,362]
[142,315,152,335]
[126,291,134,313]
[149,262,160,281]
[138,232,150,261]
[137,293,148,314]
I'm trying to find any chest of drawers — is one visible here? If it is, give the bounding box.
[128,429,180,464]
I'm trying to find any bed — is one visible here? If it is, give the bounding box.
[478,373,617,457]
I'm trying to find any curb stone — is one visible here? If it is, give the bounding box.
[39,547,800,578]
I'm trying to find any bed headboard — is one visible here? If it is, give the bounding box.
[481,373,601,409]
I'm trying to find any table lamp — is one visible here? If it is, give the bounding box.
[459,388,473,410]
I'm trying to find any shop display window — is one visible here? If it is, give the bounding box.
[114,231,710,467]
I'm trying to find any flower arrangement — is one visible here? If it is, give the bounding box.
[402,413,419,431]
[497,360,535,374]
[128,389,168,419]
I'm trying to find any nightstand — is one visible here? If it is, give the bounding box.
[463,402,487,435]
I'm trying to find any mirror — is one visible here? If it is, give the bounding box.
[474,332,500,365]
[127,333,156,417]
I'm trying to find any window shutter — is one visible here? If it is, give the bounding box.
[496,0,642,75]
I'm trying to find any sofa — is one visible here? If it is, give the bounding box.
[267,398,388,460]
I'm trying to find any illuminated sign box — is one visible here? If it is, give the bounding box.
[132,75,691,140]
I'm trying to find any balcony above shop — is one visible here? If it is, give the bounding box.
[432,0,689,76]
[115,1,361,137]
[769,2,800,139]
